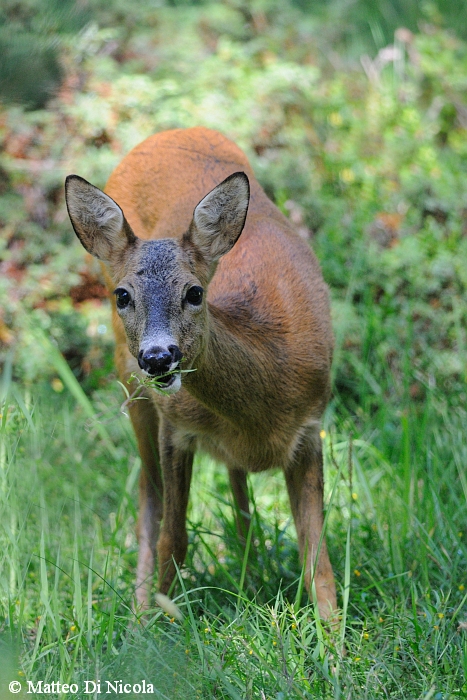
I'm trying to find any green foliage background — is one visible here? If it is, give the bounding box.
[1,0,467,404]
[1,1,467,698]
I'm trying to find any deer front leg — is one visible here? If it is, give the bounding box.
[116,345,163,612]
[157,421,194,595]
[127,387,163,611]
[284,428,337,620]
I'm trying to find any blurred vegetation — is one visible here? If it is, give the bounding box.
[0,0,91,108]
[0,0,466,410]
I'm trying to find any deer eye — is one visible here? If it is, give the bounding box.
[114,288,131,309]
[185,285,203,306]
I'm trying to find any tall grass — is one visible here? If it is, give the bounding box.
[1,324,466,698]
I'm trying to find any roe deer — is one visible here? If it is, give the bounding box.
[65,127,337,618]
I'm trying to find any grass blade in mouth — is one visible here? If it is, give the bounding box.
[131,367,196,392]
[119,368,197,414]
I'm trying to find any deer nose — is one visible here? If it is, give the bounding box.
[138,345,181,376]
[138,347,172,375]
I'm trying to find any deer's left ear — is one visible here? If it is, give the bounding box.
[183,172,250,275]
[65,175,137,262]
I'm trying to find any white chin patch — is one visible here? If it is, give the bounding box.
[155,372,182,395]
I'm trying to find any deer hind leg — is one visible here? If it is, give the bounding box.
[284,427,337,620]
[156,421,194,595]
[228,468,251,541]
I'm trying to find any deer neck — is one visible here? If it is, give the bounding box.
[185,303,252,416]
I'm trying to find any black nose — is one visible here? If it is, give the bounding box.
[138,345,181,376]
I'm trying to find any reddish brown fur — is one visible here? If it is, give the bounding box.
[79,127,337,617]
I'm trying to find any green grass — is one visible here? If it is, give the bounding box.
[1,323,466,699]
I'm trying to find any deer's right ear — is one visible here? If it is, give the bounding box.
[65,175,136,261]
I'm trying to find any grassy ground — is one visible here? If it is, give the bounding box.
[1,323,466,698]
